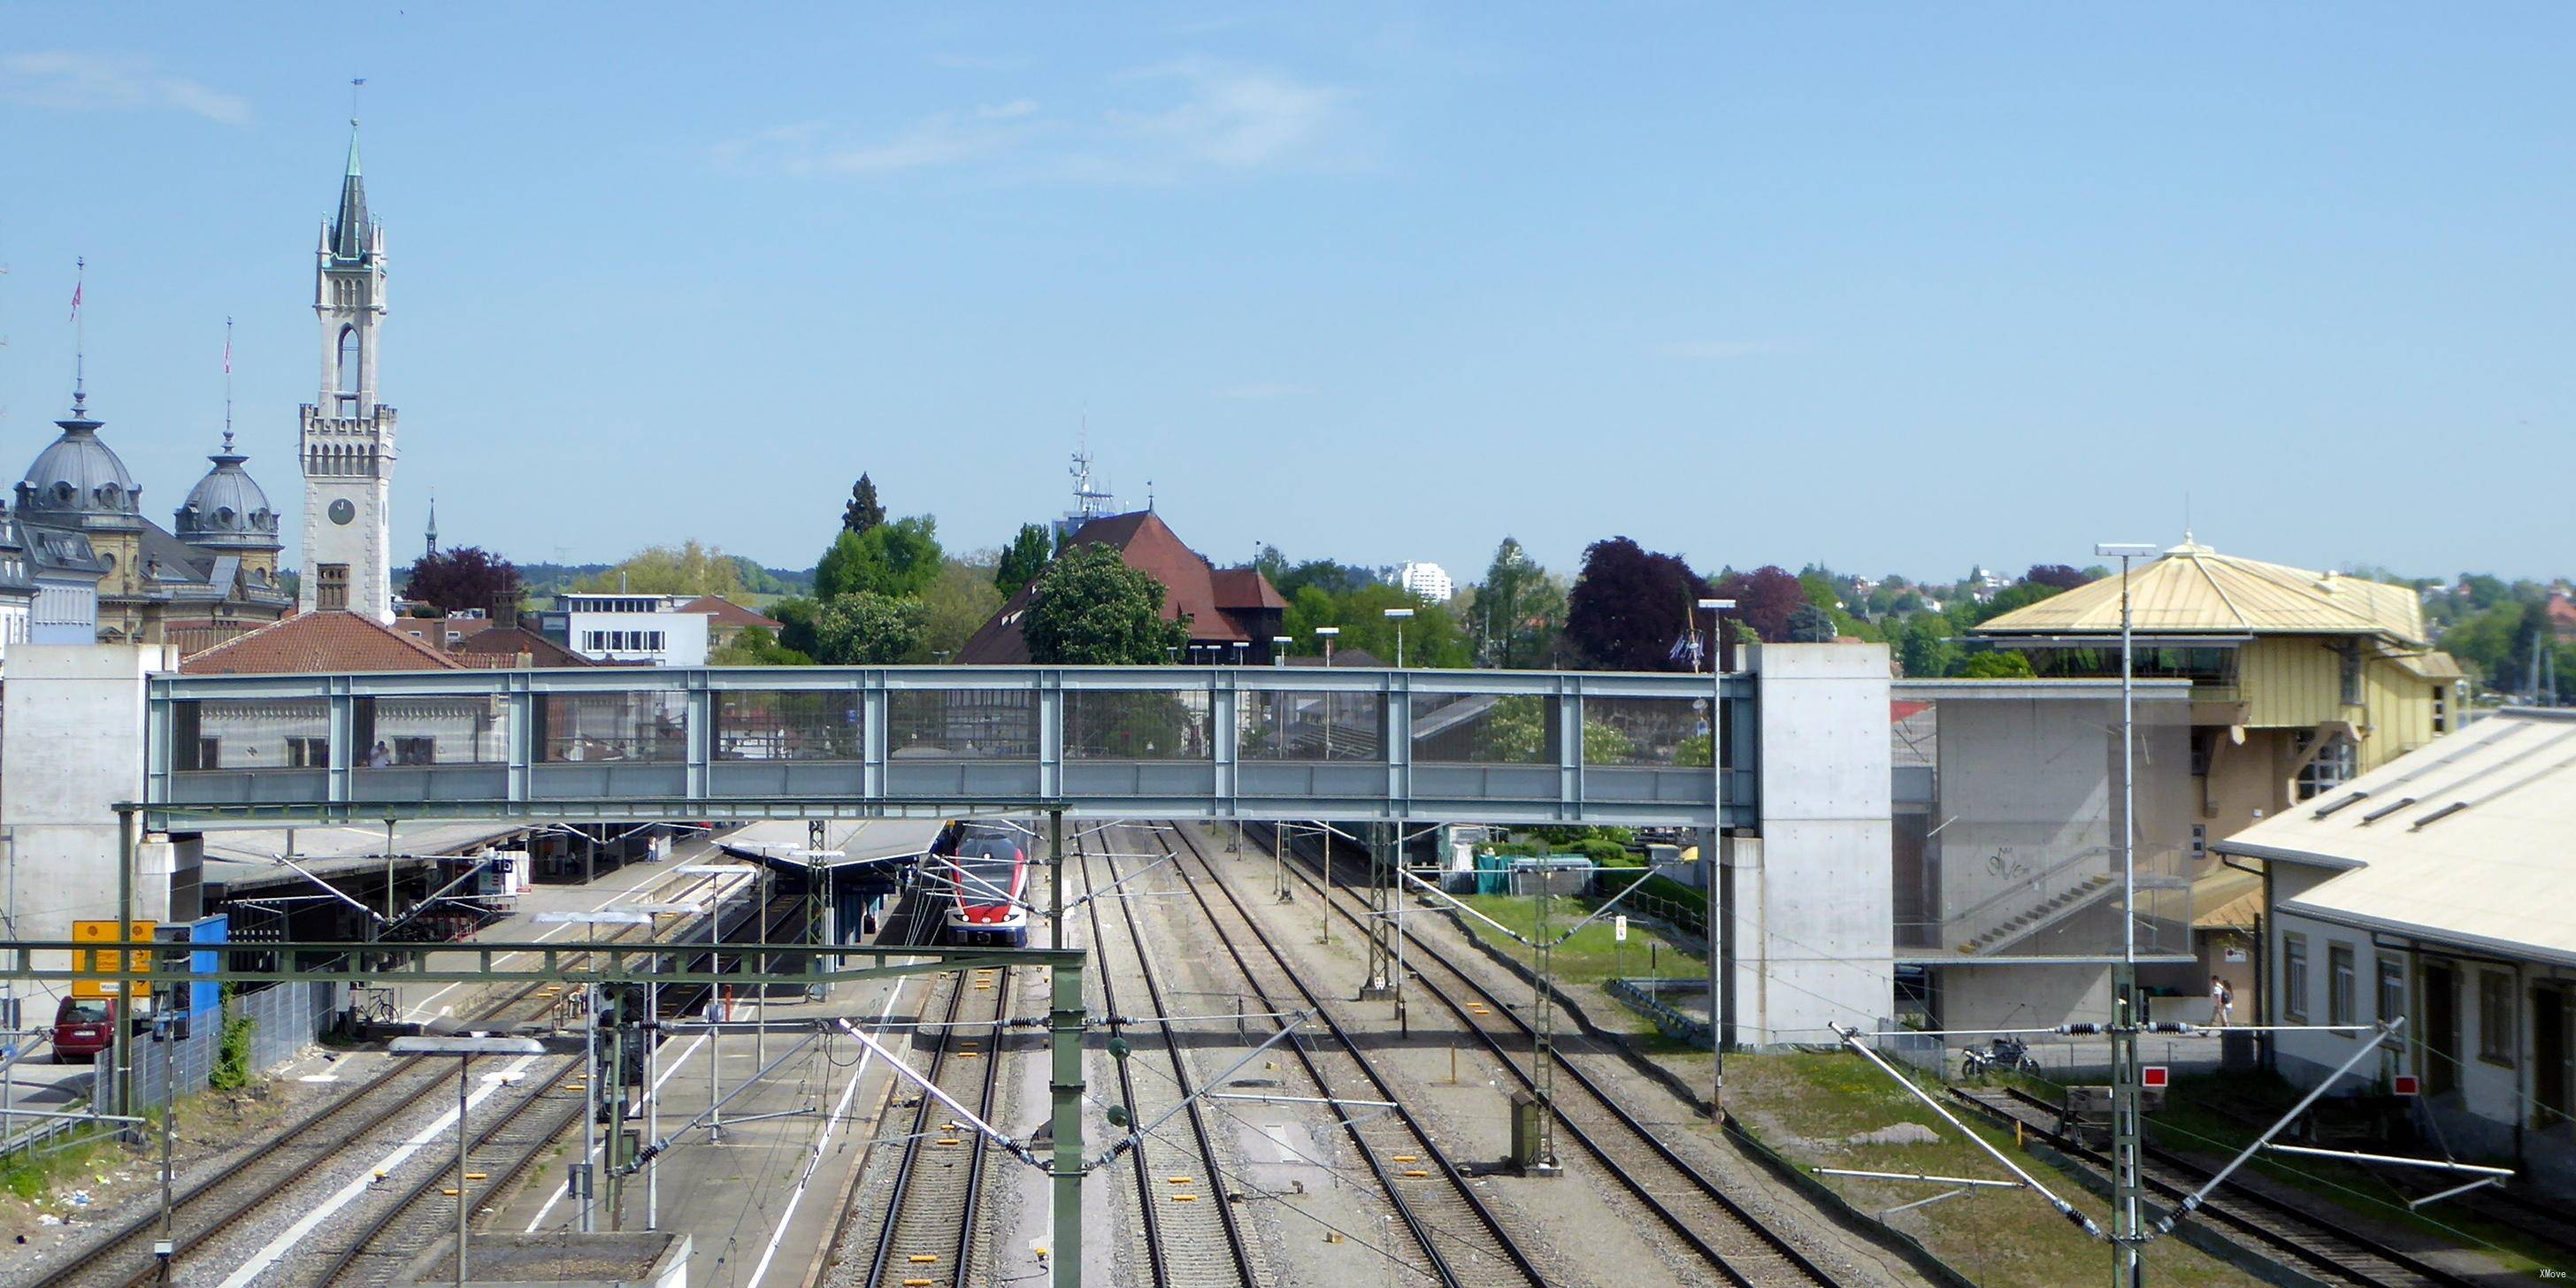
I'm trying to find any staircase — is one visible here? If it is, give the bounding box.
[1955,871,2118,954]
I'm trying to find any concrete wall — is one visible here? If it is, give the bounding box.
[1937,961,2111,1034]
[1,646,179,956]
[1736,643,1891,1045]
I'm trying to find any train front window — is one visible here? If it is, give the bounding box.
[954,852,1021,900]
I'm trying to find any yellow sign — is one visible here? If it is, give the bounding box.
[70,920,158,1000]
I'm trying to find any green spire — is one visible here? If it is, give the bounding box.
[332,119,371,260]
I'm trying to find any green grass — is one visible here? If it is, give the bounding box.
[0,1132,119,1205]
[1729,1051,2273,1288]
[1446,893,1706,987]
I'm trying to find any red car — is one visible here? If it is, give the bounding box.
[50,997,118,1062]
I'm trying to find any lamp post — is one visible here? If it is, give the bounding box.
[677,865,753,1144]
[1314,625,1339,668]
[1695,597,1735,1119]
[533,910,653,1231]
[389,1035,546,1288]
[2095,541,2158,1288]
[1384,608,1414,668]
[1271,634,1292,668]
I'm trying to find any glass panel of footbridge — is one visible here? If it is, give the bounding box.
[711,688,862,794]
[1238,690,1387,803]
[350,695,512,801]
[1407,692,1561,803]
[1576,694,1723,810]
[883,686,1038,799]
[1062,687,1215,800]
[166,696,331,802]
[531,690,688,796]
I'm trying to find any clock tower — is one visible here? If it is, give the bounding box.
[298,119,397,622]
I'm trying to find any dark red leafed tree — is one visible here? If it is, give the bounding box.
[1712,565,1809,648]
[402,547,522,617]
[2026,564,2091,591]
[1566,537,1714,671]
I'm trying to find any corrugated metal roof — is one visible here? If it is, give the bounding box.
[2215,709,2576,965]
[1973,540,2428,645]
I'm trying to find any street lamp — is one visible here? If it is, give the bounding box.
[1694,597,1734,1120]
[1383,608,1414,668]
[2094,540,2158,1284]
[1270,635,1292,668]
[1231,640,1250,666]
[389,1034,546,1288]
[1314,625,1339,668]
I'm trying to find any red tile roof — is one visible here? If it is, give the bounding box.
[449,626,594,668]
[958,510,1284,663]
[680,596,783,630]
[181,611,466,674]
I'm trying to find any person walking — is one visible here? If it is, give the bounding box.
[2209,974,2235,1026]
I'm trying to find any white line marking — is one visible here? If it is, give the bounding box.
[521,1032,709,1232]
[211,1054,541,1288]
[744,973,912,1288]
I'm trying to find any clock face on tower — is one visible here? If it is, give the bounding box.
[328,499,356,525]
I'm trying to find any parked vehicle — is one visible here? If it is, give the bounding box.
[1960,1033,2041,1077]
[50,997,119,1062]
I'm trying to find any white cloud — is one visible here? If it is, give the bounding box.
[0,51,250,125]
[717,60,1352,185]
[1655,340,1797,360]
[1214,382,1317,401]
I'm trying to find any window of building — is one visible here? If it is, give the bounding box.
[317,564,350,611]
[2432,686,2449,734]
[2283,935,2310,1023]
[2480,970,2518,1066]
[287,737,330,769]
[2338,640,2363,707]
[194,738,220,770]
[393,737,437,765]
[336,326,360,415]
[2329,944,2356,1027]
[2377,957,2406,1027]
[2296,733,2357,801]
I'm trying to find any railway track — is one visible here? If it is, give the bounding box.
[1952,1085,2483,1288]
[1136,824,1549,1288]
[1234,822,1836,1288]
[1074,828,1266,1288]
[27,862,748,1288]
[861,910,1018,1288]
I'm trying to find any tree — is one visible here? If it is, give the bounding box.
[842,473,886,535]
[401,546,521,616]
[1710,565,1810,648]
[1959,649,2038,678]
[709,625,814,666]
[813,592,924,664]
[2026,564,2091,591]
[815,515,943,602]
[1786,602,1838,643]
[995,523,1053,595]
[1565,537,1713,671]
[1022,544,1189,664]
[1959,579,2066,628]
[919,558,1005,662]
[770,597,822,657]
[1475,537,1567,670]
[1893,613,1961,678]
[577,541,743,598]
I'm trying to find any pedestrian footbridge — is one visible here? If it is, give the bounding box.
[146,664,1752,828]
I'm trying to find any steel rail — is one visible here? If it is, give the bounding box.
[1149,824,1545,1288]
[1956,1085,2478,1288]
[1076,828,1260,1288]
[862,926,1014,1288]
[1248,822,1839,1287]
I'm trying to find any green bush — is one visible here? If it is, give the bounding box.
[211,1013,256,1091]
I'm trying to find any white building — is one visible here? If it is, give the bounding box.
[537,594,710,667]
[1390,561,1453,602]
[2220,708,2576,1188]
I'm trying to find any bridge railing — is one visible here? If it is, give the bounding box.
[148,664,1756,827]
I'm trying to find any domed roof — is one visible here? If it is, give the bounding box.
[173,433,280,548]
[16,396,142,522]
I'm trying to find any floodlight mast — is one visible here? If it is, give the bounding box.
[1697,596,1734,1119]
[2096,541,2158,1288]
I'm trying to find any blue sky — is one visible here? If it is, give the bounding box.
[3,5,2568,586]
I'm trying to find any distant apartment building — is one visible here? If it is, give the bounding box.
[1972,539,2464,849]
[536,593,710,667]
[1388,561,1453,602]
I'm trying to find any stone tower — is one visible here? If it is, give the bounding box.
[298,119,397,622]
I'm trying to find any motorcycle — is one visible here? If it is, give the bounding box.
[1959,1033,2042,1077]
